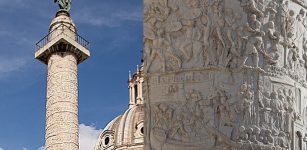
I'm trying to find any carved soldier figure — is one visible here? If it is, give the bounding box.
[242,14,264,68]
[287,47,299,70]
[270,91,283,129]
[240,0,263,18]
[180,20,203,67]
[184,90,203,134]
[232,12,245,55]
[250,126,261,144]
[238,83,253,125]
[260,91,272,126]
[153,104,173,130]
[297,9,305,22]
[225,9,241,59]
[284,89,295,133]
[266,0,278,22]
[209,0,226,66]
[170,113,189,140]
[266,21,280,52]
[212,89,230,129]
[276,0,288,39]
[238,126,248,142]
[147,26,167,72]
[276,131,288,148]
[296,9,305,43]
[278,89,286,130]
[302,38,307,69]
[303,11,307,27]
[286,10,296,41]
[263,129,274,145]
[202,14,210,67]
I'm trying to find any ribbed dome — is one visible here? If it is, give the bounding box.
[95,104,144,150]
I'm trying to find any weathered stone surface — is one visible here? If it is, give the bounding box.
[45,52,79,150]
[143,0,307,149]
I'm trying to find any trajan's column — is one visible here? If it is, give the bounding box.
[144,0,307,149]
[35,1,90,150]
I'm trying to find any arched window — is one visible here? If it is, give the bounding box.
[134,84,138,103]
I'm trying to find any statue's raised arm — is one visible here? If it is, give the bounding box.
[54,0,71,12]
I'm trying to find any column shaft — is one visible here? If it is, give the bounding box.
[45,52,79,150]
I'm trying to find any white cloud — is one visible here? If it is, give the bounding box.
[15,124,101,150]
[0,147,4,150]
[79,124,102,150]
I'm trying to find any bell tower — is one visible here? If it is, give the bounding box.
[35,10,90,150]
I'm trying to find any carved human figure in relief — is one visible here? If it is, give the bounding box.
[232,12,245,60]
[284,89,295,133]
[266,0,278,22]
[277,89,286,130]
[180,20,203,67]
[148,27,167,72]
[286,10,296,42]
[270,91,283,129]
[266,21,281,66]
[296,9,305,44]
[169,113,189,141]
[260,91,272,126]
[250,125,261,144]
[183,90,203,134]
[287,47,299,70]
[302,38,307,69]
[303,11,307,27]
[153,104,173,131]
[210,89,230,129]
[266,21,280,52]
[238,126,248,142]
[209,0,226,66]
[240,0,263,17]
[242,14,263,68]
[225,9,240,58]
[276,0,288,39]
[238,83,253,125]
[201,14,210,67]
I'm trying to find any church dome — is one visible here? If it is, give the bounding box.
[95,68,144,150]
[95,105,144,150]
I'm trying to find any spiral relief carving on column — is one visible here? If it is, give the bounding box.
[45,52,79,150]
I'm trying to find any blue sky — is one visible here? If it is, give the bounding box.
[0,0,143,149]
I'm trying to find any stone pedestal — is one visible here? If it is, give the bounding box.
[143,0,307,149]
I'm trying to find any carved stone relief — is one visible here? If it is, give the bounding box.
[45,52,79,150]
[144,0,307,149]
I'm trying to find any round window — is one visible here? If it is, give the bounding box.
[104,137,110,145]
